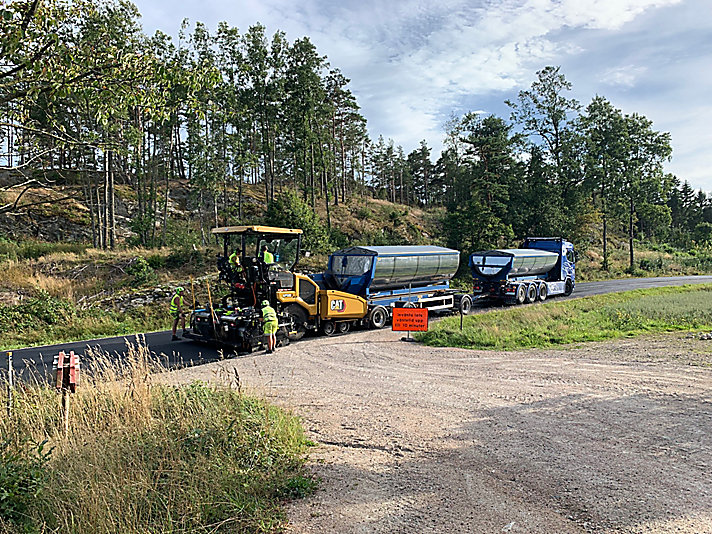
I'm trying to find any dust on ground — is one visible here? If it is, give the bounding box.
[163,329,712,533]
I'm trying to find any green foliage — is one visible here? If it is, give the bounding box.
[0,440,51,528]
[419,285,712,350]
[264,191,330,253]
[328,227,350,250]
[355,206,373,219]
[126,257,157,287]
[0,290,74,333]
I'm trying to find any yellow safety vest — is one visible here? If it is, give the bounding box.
[263,251,274,264]
[169,294,183,314]
[262,305,277,323]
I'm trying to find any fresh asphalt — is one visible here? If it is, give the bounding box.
[3,275,712,382]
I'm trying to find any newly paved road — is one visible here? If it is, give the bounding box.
[3,275,712,381]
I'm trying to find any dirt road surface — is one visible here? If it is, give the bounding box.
[165,329,712,533]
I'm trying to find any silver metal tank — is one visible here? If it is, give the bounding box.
[470,249,559,278]
[328,245,460,292]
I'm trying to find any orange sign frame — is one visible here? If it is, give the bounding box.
[392,307,428,332]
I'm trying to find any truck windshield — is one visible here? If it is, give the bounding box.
[331,255,372,276]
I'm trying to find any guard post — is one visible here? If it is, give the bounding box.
[53,351,80,435]
[392,306,428,342]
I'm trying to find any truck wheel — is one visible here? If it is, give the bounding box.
[369,306,388,329]
[322,321,336,336]
[515,285,526,305]
[564,279,573,296]
[538,282,548,301]
[459,295,473,315]
[337,321,351,334]
[525,283,537,303]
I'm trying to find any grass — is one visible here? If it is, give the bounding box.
[418,284,712,351]
[0,343,315,533]
[0,294,170,350]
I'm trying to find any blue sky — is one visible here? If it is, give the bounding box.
[133,0,712,191]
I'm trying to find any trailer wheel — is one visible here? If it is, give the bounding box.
[564,278,574,296]
[337,321,351,334]
[322,321,336,336]
[459,295,473,315]
[525,283,537,303]
[369,306,388,329]
[538,282,548,301]
[516,284,526,305]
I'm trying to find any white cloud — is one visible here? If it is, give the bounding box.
[601,65,648,87]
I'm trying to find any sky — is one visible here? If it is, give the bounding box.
[132,0,712,191]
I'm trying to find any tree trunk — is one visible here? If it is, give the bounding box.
[629,196,635,270]
[108,150,115,249]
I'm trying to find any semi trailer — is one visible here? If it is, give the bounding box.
[469,237,576,304]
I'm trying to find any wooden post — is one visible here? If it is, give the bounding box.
[62,389,70,436]
[206,282,219,338]
[190,276,196,310]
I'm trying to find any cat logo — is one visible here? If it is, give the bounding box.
[330,299,346,312]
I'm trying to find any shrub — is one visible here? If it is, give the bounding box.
[328,227,350,250]
[22,290,73,325]
[126,257,157,287]
[0,290,74,333]
[0,440,51,528]
[145,254,166,270]
[165,247,205,270]
[355,206,373,219]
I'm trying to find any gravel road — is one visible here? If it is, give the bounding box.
[163,328,712,533]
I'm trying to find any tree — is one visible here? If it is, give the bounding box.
[580,96,626,270]
[444,114,518,258]
[619,113,672,269]
[506,66,580,190]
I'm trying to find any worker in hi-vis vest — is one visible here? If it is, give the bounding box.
[261,244,274,264]
[170,286,186,341]
[228,250,245,280]
[260,299,278,353]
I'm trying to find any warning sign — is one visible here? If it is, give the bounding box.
[392,307,428,332]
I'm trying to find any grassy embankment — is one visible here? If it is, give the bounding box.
[0,240,214,349]
[419,284,712,351]
[0,344,315,533]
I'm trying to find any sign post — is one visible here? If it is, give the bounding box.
[392,307,428,342]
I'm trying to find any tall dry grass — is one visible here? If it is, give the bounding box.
[0,341,314,533]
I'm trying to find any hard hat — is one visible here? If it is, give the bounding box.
[176,286,184,293]
[261,300,270,307]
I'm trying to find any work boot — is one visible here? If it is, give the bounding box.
[182,328,188,336]
[172,335,180,341]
